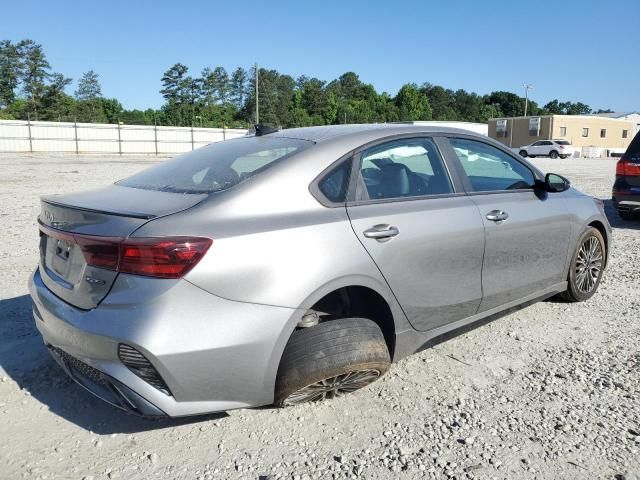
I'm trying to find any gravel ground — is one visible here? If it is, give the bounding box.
[0,153,638,480]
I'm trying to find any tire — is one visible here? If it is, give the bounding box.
[560,155,568,159]
[549,150,559,159]
[558,227,606,302]
[274,318,390,407]
[529,155,536,158]
[519,150,528,157]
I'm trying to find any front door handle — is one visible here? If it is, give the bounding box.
[486,210,509,222]
[363,224,400,239]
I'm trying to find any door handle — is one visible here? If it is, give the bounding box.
[486,210,509,222]
[363,224,400,239]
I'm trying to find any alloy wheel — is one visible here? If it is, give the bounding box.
[283,369,381,406]
[575,236,603,294]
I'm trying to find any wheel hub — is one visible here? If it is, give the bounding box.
[575,236,603,294]
[283,369,381,406]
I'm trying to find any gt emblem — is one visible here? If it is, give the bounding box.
[85,276,106,285]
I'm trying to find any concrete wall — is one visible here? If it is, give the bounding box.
[0,120,248,154]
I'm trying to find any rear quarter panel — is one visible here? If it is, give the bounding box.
[131,143,411,332]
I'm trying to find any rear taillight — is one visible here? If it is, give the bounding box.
[75,235,121,270]
[118,237,212,278]
[616,157,640,177]
[40,225,211,278]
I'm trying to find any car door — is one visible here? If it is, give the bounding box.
[346,136,485,332]
[445,136,572,312]
[529,141,544,155]
[539,140,553,156]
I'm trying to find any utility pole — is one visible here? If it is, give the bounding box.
[255,62,259,125]
[523,83,533,117]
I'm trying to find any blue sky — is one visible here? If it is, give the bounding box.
[5,0,639,111]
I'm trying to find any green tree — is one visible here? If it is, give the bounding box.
[75,70,104,122]
[75,70,101,100]
[20,39,50,118]
[485,91,525,117]
[395,83,432,120]
[100,98,123,123]
[289,90,313,127]
[160,63,190,103]
[230,67,247,109]
[543,99,563,114]
[40,72,73,120]
[565,102,591,115]
[298,77,326,121]
[421,84,457,120]
[0,40,23,107]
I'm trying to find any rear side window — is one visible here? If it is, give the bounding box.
[449,138,535,192]
[356,138,453,201]
[555,140,571,145]
[626,131,640,161]
[318,160,351,203]
[118,137,312,193]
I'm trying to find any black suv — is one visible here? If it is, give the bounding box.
[613,130,640,219]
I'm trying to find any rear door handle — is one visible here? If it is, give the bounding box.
[363,224,400,239]
[486,210,509,222]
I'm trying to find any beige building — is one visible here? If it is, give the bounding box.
[488,115,635,155]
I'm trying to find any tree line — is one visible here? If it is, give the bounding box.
[0,38,611,128]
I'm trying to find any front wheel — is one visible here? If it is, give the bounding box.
[275,318,390,407]
[559,227,606,302]
[519,150,528,157]
[549,150,559,159]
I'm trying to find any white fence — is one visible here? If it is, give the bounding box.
[0,119,248,154]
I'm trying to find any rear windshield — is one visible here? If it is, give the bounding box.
[626,131,640,161]
[554,140,571,145]
[117,136,312,193]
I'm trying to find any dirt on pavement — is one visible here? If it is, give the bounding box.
[0,154,638,480]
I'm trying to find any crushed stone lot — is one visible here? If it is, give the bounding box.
[0,153,639,480]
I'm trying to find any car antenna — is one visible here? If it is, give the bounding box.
[254,124,279,136]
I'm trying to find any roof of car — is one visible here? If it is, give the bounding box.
[269,123,484,143]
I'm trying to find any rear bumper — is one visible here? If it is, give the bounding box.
[29,268,301,417]
[48,345,167,417]
[612,194,640,213]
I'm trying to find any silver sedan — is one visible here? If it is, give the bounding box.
[29,124,611,417]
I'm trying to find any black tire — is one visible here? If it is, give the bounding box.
[549,150,559,159]
[558,227,606,302]
[529,154,536,158]
[519,150,528,157]
[274,318,390,407]
[560,155,569,159]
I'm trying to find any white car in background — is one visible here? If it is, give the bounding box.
[519,140,574,159]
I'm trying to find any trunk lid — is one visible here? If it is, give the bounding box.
[38,185,207,309]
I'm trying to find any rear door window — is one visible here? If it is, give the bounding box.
[356,138,453,201]
[118,137,312,193]
[449,138,535,192]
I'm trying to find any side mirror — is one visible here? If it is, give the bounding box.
[543,173,570,192]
